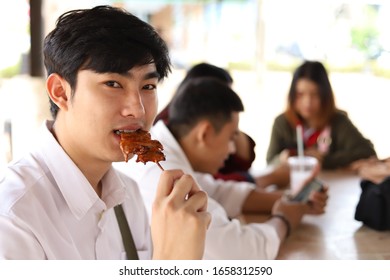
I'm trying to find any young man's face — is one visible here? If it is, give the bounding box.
[56,64,159,166]
[195,112,239,175]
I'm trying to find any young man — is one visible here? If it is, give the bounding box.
[0,6,210,260]
[155,62,290,188]
[125,77,328,259]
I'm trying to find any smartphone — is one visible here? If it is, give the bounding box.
[290,178,324,202]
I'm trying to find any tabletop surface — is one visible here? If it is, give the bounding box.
[242,170,390,260]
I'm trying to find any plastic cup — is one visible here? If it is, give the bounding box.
[287,156,318,196]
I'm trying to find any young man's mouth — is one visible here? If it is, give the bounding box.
[114,129,137,135]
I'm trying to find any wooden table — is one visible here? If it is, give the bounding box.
[242,170,390,259]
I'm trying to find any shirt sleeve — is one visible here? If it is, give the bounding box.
[194,172,255,218]
[203,199,281,260]
[0,215,46,259]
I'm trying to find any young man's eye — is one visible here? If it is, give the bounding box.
[143,84,157,90]
[105,81,121,88]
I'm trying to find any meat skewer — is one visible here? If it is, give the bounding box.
[119,129,165,171]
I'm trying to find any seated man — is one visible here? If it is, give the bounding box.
[155,62,289,188]
[122,77,328,259]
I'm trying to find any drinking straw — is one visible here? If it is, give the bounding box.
[296,125,304,168]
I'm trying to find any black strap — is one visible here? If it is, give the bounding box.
[114,204,139,260]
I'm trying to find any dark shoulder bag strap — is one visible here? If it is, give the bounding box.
[114,204,139,260]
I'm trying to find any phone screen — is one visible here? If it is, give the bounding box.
[290,178,324,202]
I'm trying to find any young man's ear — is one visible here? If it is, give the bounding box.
[194,120,214,146]
[46,73,71,111]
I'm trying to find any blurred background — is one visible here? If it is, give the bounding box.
[1,0,389,173]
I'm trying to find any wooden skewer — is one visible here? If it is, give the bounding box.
[156,162,165,171]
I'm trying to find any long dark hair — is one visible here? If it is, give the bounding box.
[285,60,336,129]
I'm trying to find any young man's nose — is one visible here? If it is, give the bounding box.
[121,91,145,118]
[228,140,236,155]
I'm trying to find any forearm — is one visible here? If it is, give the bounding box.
[254,173,277,189]
[254,165,290,189]
[241,190,283,214]
[323,150,377,169]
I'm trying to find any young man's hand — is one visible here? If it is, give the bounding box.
[305,185,328,215]
[271,199,306,230]
[151,170,211,259]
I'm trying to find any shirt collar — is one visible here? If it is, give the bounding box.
[152,121,194,175]
[38,120,125,220]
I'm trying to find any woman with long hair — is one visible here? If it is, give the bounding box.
[266,60,377,170]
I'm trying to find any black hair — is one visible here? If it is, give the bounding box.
[182,62,233,85]
[153,62,233,125]
[43,5,171,118]
[168,77,244,139]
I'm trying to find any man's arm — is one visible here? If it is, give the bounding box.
[254,163,290,189]
[241,190,283,214]
[243,161,327,216]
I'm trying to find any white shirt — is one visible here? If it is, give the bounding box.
[0,121,152,260]
[116,121,281,260]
